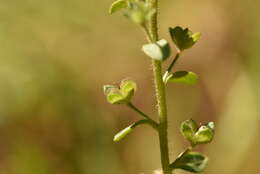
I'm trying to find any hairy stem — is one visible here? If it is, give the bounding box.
[148,0,171,173]
[152,60,171,174]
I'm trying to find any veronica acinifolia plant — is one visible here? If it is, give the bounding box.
[104,1,215,174]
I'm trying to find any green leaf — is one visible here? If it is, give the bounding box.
[103,85,117,95]
[106,88,127,104]
[142,39,171,61]
[167,71,198,85]
[113,119,152,142]
[120,79,137,99]
[169,26,201,51]
[114,125,133,142]
[180,119,198,142]
[169,150,208,173]
[192,32,201,43]
[193,125,214,145]
[109,0,128,14]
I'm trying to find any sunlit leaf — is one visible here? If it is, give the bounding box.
[142,39,170,61]
[109,0,128,14]
[103,85,117,95]
[106,88,126,104]
[120,79,137,99]
[180,119,198,142]
[114,119,152,142]
[194,125,214,145]
[114,125,133,142]
[167,71,198,85]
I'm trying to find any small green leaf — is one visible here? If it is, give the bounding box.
[142,39,171,61]
[120,79,137,99]
[109,0,128,14]
[170,150,208,173]
[113,119,151,142]
[167,71,198,85]
[114,125,133,142]
[106,88,126,104]
[193,125,214,145]
[192,32,201,43]
[103,85,117,95]
[169,26,201,51]
[180,119,198,142]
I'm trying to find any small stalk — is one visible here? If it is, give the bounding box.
[166,52,181,73]
[163,52,181,83]
[127,102,159,130]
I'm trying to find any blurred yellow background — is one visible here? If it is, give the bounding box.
[0,0,259,174]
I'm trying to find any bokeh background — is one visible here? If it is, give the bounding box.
[0,0,259,174]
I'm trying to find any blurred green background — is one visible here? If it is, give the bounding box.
[0,0,259,174]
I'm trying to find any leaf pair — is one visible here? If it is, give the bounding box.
[104,80,137,104]
[142,26,201,61]
[170,149,208,173]
[169,26,201,52]
[180,119,215,147]
[170,119,214,173]
[109,0,156,25]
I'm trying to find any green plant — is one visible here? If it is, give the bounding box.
[104,0,215,174]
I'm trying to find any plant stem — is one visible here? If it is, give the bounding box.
[152,61,171,174]
[148,0,171,173]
